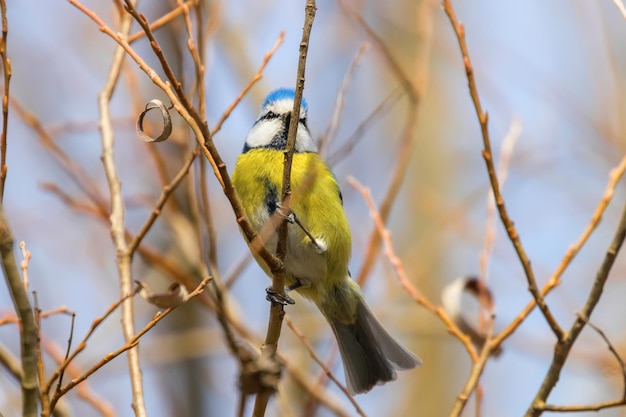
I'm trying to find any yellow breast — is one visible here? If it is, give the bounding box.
[232,149,351,293]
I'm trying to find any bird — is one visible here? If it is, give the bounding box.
[231,87,421,395]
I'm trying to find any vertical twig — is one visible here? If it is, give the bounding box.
[0,0,10,201]
[251,2,317,416]
[97,2,146,416]
[0,206,39,417]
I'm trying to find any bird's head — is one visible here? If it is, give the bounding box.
[243,88,316,153]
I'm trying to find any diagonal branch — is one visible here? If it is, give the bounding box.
[442,0,563,341]
[525,200,626,417]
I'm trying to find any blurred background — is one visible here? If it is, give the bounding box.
[1,0,626,416]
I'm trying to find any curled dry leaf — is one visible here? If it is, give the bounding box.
[136,99,172,143]
[442,276,502,356]
[136,280,188,308]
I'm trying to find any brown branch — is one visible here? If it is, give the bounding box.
[49,277,211,411]
[128,0,197,44]
[45,342,116,417]
[0,0,9,201]
[210,31,284,136]
[539,399,626,413]
[337,0,433,286]
[97,2,146,415]
[348,177,478,360]
[525,200,626,417]
[285,317,367,417]
[318,42,369,157]
[492,151,626,348]
[448,316,495,417]
[128,148,199,256]
[0,205,39,416]
[442,0,563,341]
[252,2,317,416]
[46,287,140,394]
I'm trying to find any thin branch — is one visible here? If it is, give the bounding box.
[97,2,146,415]
[127,0,197,44]
[45,342,116,417]
[0,205,39,417]
[128,148,199,256]
[612,0,626,20]
[0,0,10,201]
[348,177,478,360]
[539,399,626,413]
[525,200,626,417]
[442,0,563,341]
[211,31,285,136]
[252,2,316,416]
[285,317,367,417]
[318,42,369,157]
[337,0,435,287]
[327,86,403,167]
[50,277,212,411]
[583,317,626,398]
[492,151,626,348]
[448,316,495,417]
[46,287,140,394]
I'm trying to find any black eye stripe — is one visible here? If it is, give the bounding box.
[260,111,279,121]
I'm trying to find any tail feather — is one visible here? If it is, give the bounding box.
[329,301,421,395]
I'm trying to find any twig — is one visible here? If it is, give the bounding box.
[478,118,521,283]
[46,287,140,394]
[0,205,38,416]
[318,42,369,157]
[285,317,367,417]
[348,177,478,360]
[583,317,626,398]
[492,151,626,348]
[127,0,197,44]
[327,86,403,166]
[448,316,495,417]
[128,148,199,256]
[0,0,10,201]
[612,0,626,20]
[70,0,280,271]
[524,200,626,417]
[252,2,316,416]
[50,277,211,411]
[442,0,563,341]
[97,2,146,415]
[19,241,30,291]
[211,31,285,136]
[55,313,75,404]
[45,342,116,417]
[0,342,72,417]
[338,1,433,286]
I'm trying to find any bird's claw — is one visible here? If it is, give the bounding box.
[265,287,295,305]
[276,204,295,224]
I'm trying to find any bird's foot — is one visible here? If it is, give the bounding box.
[265,286,295,305]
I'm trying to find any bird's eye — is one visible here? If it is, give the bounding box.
[299,117,307,126]
[261,111,279,121]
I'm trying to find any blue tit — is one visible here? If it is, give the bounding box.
[231,88,421,395]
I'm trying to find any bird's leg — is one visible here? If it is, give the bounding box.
[275,204,328,254]
[265,286,296,305]
[265,279,303,306]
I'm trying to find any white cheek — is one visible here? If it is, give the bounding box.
[245,119,282,148]
[295,127,317,152]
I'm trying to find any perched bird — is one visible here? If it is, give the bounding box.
[231,88,421,394]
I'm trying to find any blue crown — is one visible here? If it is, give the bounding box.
[262,88,308,111]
